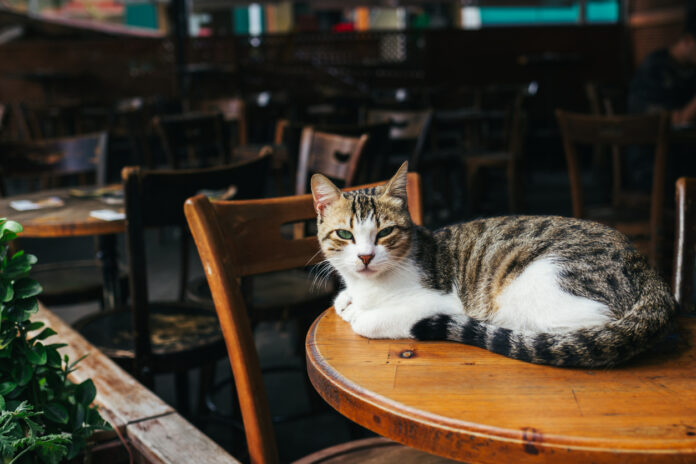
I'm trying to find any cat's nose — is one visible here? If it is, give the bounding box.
[358,254,374,265]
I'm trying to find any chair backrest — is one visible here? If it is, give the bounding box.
[195,97,248,147]
[1,132,108,188]
[365,109,433,170]
[294,127,369,195]
[153,111,228,169]
[556,110,669,266]
[673,177,696,313]
[122,150,271,377]
[184,172,422,464]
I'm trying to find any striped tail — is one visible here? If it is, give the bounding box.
[411,272,677,368]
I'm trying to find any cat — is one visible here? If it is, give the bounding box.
[310,161,677,368]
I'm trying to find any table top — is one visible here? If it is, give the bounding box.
[306,309,696,463]
[0,186,125,237]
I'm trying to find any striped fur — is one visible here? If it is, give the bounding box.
[311,163,677,368]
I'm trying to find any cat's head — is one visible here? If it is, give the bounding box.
[310,162,413,279]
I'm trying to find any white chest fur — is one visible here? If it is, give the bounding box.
[335,260,464,339]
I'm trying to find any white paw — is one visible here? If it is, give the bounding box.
[334,290,352,315]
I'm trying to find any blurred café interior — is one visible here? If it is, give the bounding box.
[1,0,696,462]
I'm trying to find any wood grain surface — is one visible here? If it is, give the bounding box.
[0,186,125,237]
[306,309,696,463]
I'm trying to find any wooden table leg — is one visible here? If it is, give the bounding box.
[97,234,121,310]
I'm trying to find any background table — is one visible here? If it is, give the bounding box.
[0,186,125,308]
[307,309,696,463]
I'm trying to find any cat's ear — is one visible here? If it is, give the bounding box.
[381,161,408,202]
[311,174,342,215]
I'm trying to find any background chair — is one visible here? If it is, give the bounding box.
[73,152,271,418]
[364,109,432,173]
[673,177,696,314]
[194,97,248,148]
[462,92,527,214]
[184,173,454,464]
[153,111,229,169]
[556,110,670,269]
[0,132,126,307]
[295,127,369,196]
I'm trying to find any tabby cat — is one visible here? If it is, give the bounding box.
[310,162,677,367]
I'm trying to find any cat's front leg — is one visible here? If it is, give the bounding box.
[333,289,356,322]
[350,308,414,340]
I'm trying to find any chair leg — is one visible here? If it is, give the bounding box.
[175,371,191,417]
[197,362,216,416]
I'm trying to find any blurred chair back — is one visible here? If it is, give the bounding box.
[294,127,369,195]
[674,177,696,313]
[153,112,228,169]
[364,109,432,171]
[1,132,108,194]
[122,150,271,375]
[556,110,669,267]
[184,172,422,463]
[195,97,248,147]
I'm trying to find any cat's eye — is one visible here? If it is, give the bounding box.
[376,226,394,239]
[336,229,353,240]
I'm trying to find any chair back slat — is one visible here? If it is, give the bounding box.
[184,173,422,464]
[295,127,369,195]
[674,177,696,313]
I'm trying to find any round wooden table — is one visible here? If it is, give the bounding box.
[306,309,696,463]
[0,186,125,309]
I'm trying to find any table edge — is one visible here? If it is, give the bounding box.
[305,309,696,462]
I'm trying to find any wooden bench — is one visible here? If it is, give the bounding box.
[34,304,240,464]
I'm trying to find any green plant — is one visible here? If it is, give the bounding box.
[0,219,110,463]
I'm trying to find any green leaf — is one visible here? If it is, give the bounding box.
[13,278,42,299]
[3,254,37,279]
[44,347,61,369]
[31,328,56,342]
[44,403,69,424]
[12,364,32,386]
[0,382,15,396]
[72,404,85,432]
[76,380,96,405]
[0,395,4,411]
[24,321,44,331]
[0,279,13,303]
[5,298,38,322]
[0,221,22,242]
[25,343,46,366]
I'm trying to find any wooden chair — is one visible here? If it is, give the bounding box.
[673,177,696,313]
[462,93,527,214]
[185,172,459,463]
[364,109,433,172]
[1,132,127,307]
[276,120,390,187]
[556,110,670,268]
[194,97,248,147]
[153,111,229,169]
[294,127,369,195]
[73,152,271,417]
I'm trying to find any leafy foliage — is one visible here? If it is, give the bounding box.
[0,220,110,463]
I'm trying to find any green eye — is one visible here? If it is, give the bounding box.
[377,226,394,239]
[336,229,353,240]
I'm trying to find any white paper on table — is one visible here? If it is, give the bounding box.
[10,197,64,211]
[89,209,125,221]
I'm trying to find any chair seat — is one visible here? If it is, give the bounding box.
[187,269,336,311]
[73,302,224,367]
[294,437,458,464]
[32,259,128,306]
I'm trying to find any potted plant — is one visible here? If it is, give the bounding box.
[0,219,110,463]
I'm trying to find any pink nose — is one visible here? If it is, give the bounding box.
[358,254,374,266]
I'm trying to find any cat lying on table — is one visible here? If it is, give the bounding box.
[310,162,676,368]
